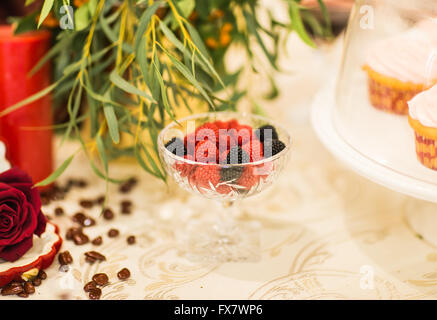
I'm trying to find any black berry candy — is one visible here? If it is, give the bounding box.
[165,137,186,156]
[220,166,244,182]
[255,125,278,143]
[263,139,286,158]
[226,146,250,164]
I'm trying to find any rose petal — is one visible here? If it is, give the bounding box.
[34,210,47,237]
[0,235,33,262]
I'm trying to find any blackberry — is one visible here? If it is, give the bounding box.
[220,166,244,182]
[225,146,250,164]
[263,139,286,158]
[255,125,278,143]
[164,137,186,156]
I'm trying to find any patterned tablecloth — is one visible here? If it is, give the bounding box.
[4,34,437,300]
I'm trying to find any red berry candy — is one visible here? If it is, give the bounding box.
[226,119,240,129]
[213,120,228,130]
[195,140,218,163]
[174,155,196,178]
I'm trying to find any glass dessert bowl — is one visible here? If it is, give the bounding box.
[158,111,291,262]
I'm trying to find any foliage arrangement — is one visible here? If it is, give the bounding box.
[7,0,330,185]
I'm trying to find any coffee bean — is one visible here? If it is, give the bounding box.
[54,207,64,216]
[121,200,132,208]
[79,199,93,209]
[17,292,28,298]
[92,273,109,286]
[117,268,131,280]
[85,256,97,264]
[32,278,41,287]
[121,206,131,215]
[72,212,86,224]
[82,217,96,227]
[96,195,105,205]
[24,282,35,294]
[38,270,47,280]
[108,228,119,238]
[88,288,102,300]
[127,177,138,186]
[58,251,73,265]
[77,179,88,188]
[85,251,106,262]
[119,184,131,194]
[1,284,23,296]
[103,208,114,220]
[127,236,136,245]
[66,227,82,240]
[84,281,97,292]
[73,232,89,245]
[91,236,103,246]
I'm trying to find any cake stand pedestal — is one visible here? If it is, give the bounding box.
[311,81,437,246]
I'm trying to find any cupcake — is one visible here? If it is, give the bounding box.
[363,21,437,115]
[408,84,437,170]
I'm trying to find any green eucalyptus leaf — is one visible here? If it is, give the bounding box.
[38,0,55,28]
[75,4,90,31]
[35,153,75,186]
[109,70,155,102]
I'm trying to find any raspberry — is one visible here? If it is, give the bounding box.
[226,119,240,129]
[233,125,253,146]
[165,137,186,156]
[213,120,228,130]
[174,155,196,178]
[195,140,218,163]
[263,139,286,158]
[242,138,263,162]
[225,146,250,164]
[192,166,230,194]
[196,122,219,145]
[184,133,196,156]
[255,125,278,143]
[237,166,260,191]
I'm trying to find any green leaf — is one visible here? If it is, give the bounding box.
[35,153,75,186]
[134,1,161,52]
[25,0,36,5]
[75,4,90,31]
[103,102,120,144]
[38,0,55,28]
[109,70,155,102]
[288,1,315,48]
[175,0,195,18]
[88,0,98,16]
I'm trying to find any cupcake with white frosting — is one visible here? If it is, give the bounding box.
[363,20,437,115]
[408,83,437,170]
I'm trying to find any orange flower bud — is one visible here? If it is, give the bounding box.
[73,0,90,7]
[205,37,219,49]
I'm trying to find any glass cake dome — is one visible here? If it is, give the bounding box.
[333,0,437,190]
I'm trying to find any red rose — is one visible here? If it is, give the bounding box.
[0,168,47,262]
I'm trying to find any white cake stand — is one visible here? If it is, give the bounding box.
[311,80,437,246]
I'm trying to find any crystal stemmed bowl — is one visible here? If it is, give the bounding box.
[158,111,291,262]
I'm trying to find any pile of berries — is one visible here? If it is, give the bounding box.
[164,118,286,195]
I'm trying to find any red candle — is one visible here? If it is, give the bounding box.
[0,25,53,186]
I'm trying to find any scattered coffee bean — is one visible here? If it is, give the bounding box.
[32,278,41,287]
[58,251,73,265]
[66,227,82,240]
[17,292,28,298]
[103,208,114,220]
[92,273,109,286]
[108,228,119,238]
[82,217,96,227]
[54,207,64,216]
[24,282,35,294]
[84,281,97,292]
[88,288,102,300]
[117,268,131,280]
[96,195,105,205]
[77,179,88,188]
[72,212,86,224]
[121,200,132,208]
[91,236,103,246]
[79,199,93,209]
[1,284,23,296]
[84,251,106,264]
[119,178,138,194]
[121,206,131,215]
[73,232,89,245]
[38,270,47,280]
[127,236,136,245]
